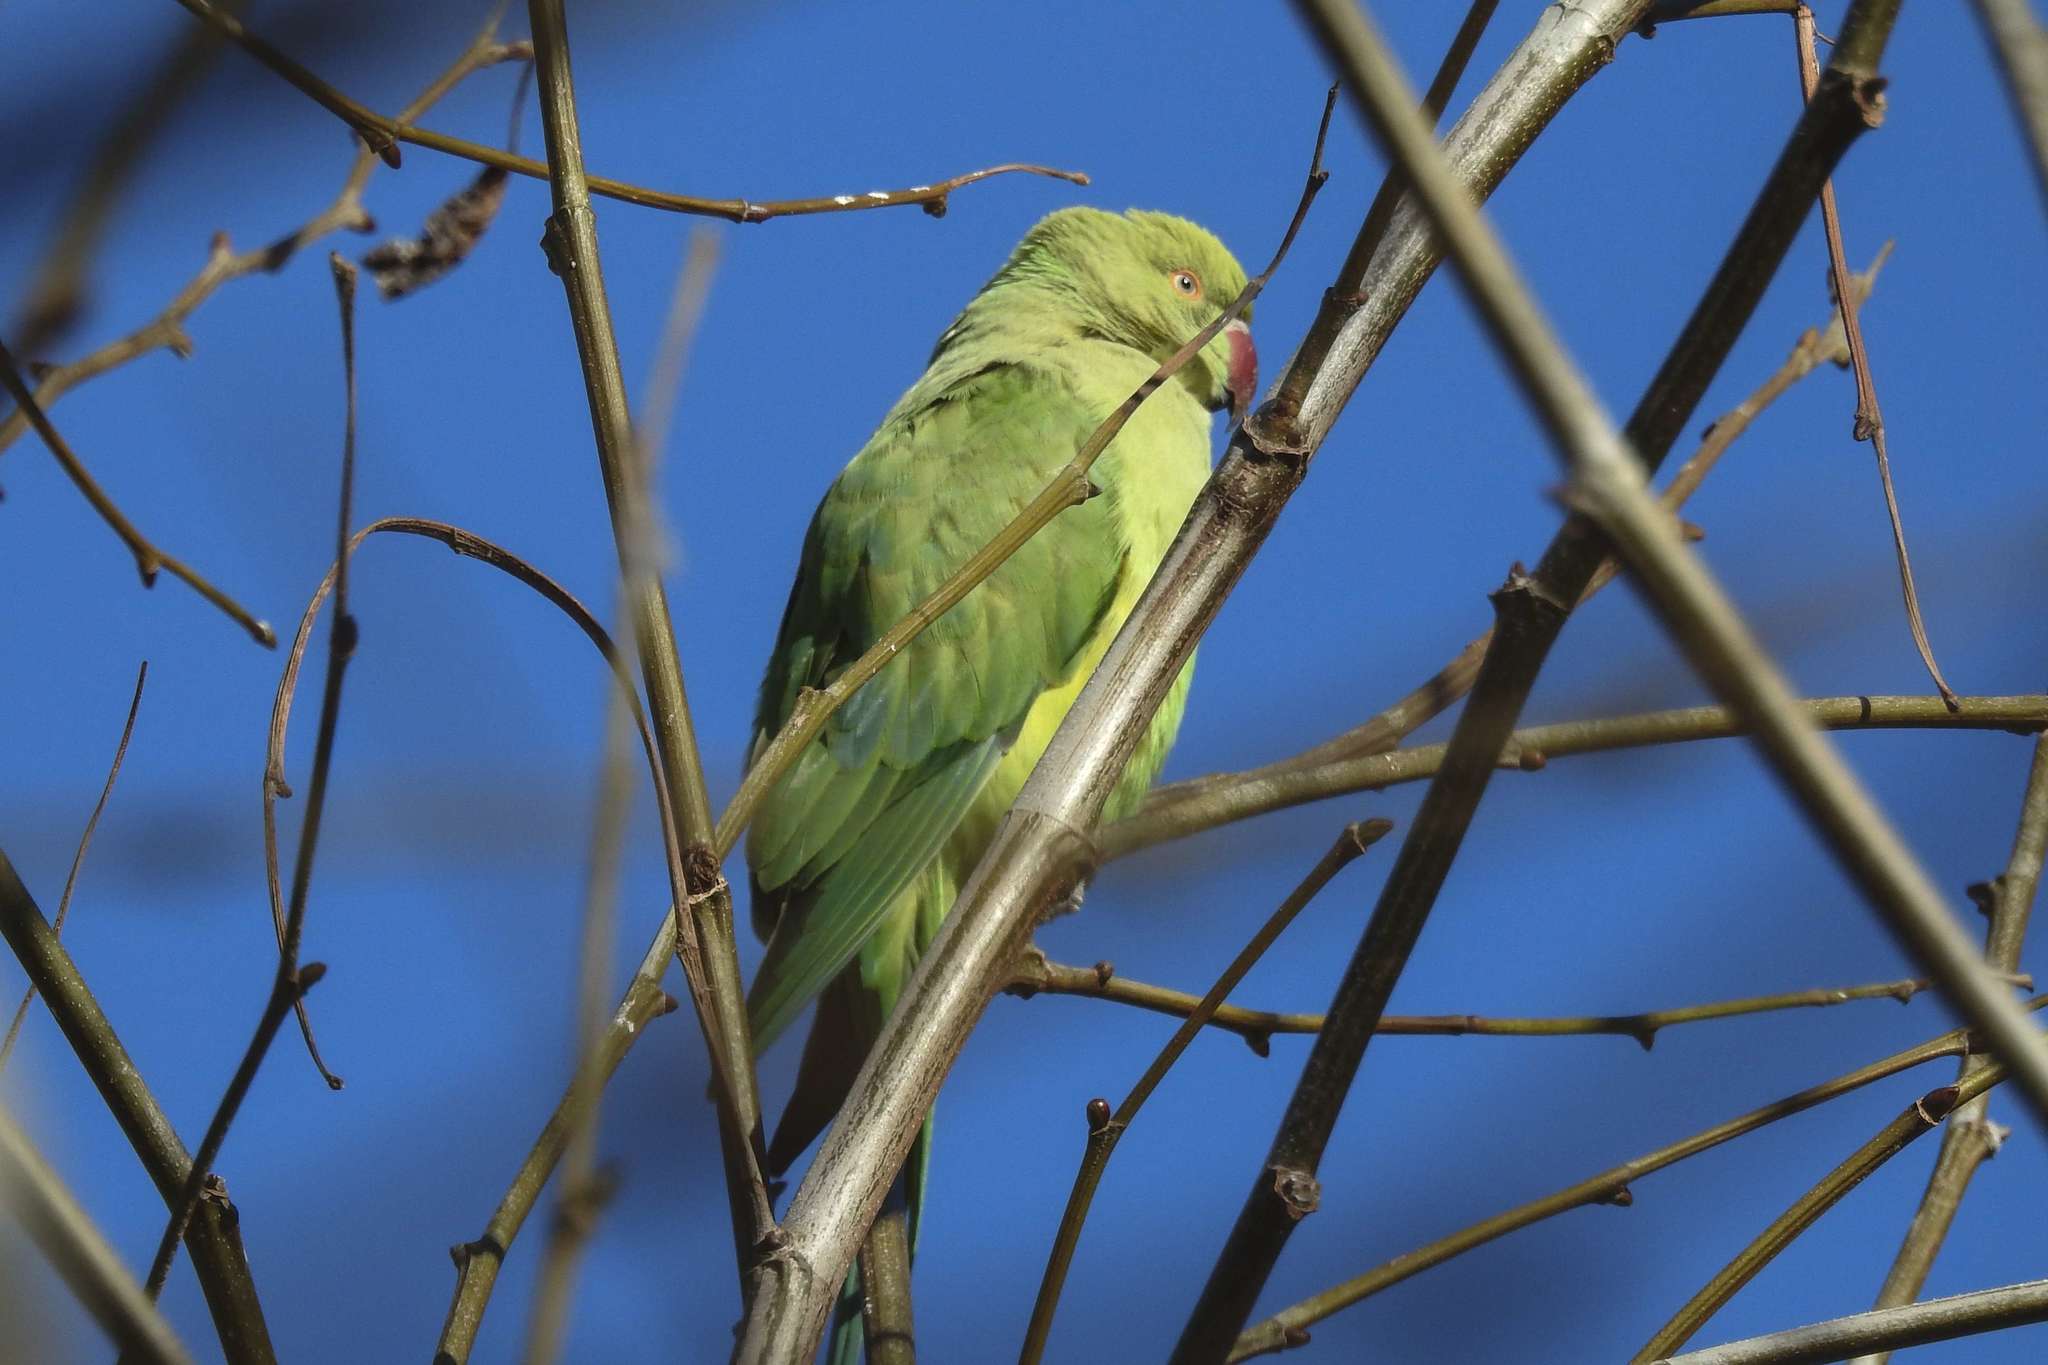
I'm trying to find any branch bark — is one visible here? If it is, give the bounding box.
[1657,1276,2048,1365]
[734,2,1664,1358]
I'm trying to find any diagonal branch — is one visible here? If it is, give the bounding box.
[0,851,276,1363]
[0,1103,195,1365]
[168,0,1084,222]
[1657,1276,2048,1365]
[1971,0,2048,213]
[1019,821,1390,1363]
[1854,732,2048,1359]
[734,4,1667,1358]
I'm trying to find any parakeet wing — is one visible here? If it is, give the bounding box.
[745,359,1129,1050]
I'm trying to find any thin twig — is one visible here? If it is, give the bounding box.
[732,6,1734,1356]
[1111,694,2046,858]
[0,17,530,460]
[1115,245,1892,860]
[1658,1276,2048,1365]
[1970,0,2048,213]
[0,338,273,645]
[1227,1002,2048,1361]
[168,0,1084,222]
[1794,5,1956,710]
[1007,956,2002,1055]
[0,851,276,1362]
[520,0,771,1304]
[0,1103,195,1365]
[0,662,147,1071]
[1853,733,2048,1361]
[140,254,363,1300]
[1632,1070,2001,1361]
[1019,821,1389,1364]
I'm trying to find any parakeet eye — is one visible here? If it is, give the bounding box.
[1169,269,1203,299]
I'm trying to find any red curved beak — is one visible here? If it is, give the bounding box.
[1224,319,1257,421]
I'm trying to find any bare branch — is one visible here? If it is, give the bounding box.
[1658,1276,2048,1365]
[1633,1068,2002,1360]
[1971,0,2048,212]
[1009,956,1997,1055]
[0,1104,195,1365]
[0,851,276,1362]
[1793,5,1957,709]
[168,0,1084,222]
[1229,1004,2047,1361]
[1,662,147,1071]
[1019,821,1389,1363]
[0,337,273,646]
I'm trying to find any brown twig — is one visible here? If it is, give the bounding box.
[168,0,1084,223]
[1228,1002,2047,1361]
[1854,733,2048,1360]
[0,662,147,1071]
[0,337,273,646]
[1019,822,1390,1363]
[1115,245,1892,861]
[1793,5,1957,710]
[0,15,530,461]
[1007,955,2003,1055]
[139,255,362,1302]
[0,851,277,1363]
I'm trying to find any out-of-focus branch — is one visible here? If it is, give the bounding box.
[519,0,770,1309]
[8,3,241,356]
[1019,821,1390,1363]
[1008,955,1999,1055]
[1633,1069,2002,1361]
[1793,5,1956,709]
[0,1104,195,1365]
[0,15,530,460]
[0,338,273,646]
[1971,0,2048,212]
[1,662,147,1070]
[736,5,1664,1358]
[1114,246,1891,860]
[1110,694,2046,857]
[168,0,1084,221]
[1854,733,2048,1361]
[1657,1277,2048,1364]
[0,850,276,1363]
[1228,1003,2047,1361]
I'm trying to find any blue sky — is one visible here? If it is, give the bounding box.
[3,2,2045,1361]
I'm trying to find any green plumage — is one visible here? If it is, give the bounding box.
[743,206,1252,1357]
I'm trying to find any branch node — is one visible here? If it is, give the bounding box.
[1599,1184,1635,1208]
[1269,1165,1321,1222]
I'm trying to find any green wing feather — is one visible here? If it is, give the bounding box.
[745,360,1126,1054]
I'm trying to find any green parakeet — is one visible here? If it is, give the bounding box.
[744,206,1253,1356]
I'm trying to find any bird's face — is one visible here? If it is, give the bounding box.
[1030,208,1256,420]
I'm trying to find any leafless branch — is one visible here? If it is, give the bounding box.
[1658,1276,2048,1364]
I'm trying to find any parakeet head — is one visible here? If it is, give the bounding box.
[982,207,1257,418]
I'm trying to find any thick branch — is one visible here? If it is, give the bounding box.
[0,851,276,1363]
[1972,0,2048,212]
[735,4,1663,1358]
[1854,733,2048,1358]
[1657,1277,2048,1365]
